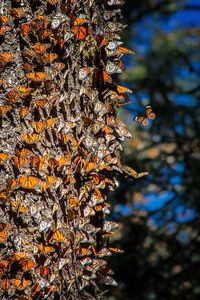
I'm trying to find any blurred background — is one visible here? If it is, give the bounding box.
[107,1,200,299]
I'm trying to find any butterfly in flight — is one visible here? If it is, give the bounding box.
[134,105,156,126]
[123,165,149,179]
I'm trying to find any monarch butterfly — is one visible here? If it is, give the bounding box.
[134,105,156,126]
[12,156,29,169]
[95,203,110,214]
[0,53,15,66]
[36,156,47,173]
[31,16,49,31]
[47,176,56,185]
[11,201,27,214]
[16,148,33,158]
[32,121,46,133]
[0,16,9,24]
[145,105,156,120]
[31,283,41,297]
[38,28,51,40]
[106,20,122,33]
[6,90,20,103]
[32,42,50,54]
[22,49,35,59]
[79,247,92,257]
[118,46,134,55]
[21,133,41,144]
[116,118,132,138]
[21,259,36,271]
[104,9,121,21]
[60,133,70,144]
[101,70,112,84]
[0,153,10,163]
[80,256,94,268]
[86,259,106,272]
[96,248,111,258]
[56,154,70,167]
[0,260,8,275]
[41,175,57,191]
[96,36,108,48]
[16,87,33,97]
[49,158,57,169]
[68,197,79,209]
[56,37,65,49]
[85,162,96,173]
[44,284,58,294]
[103,221,119,232]
[73,17,87,26]
[54,62,66,72]
[20,23,31,36]
[79,67,94,80]
[12,278,31,290]
[46,118,56,127]
[65,174,76,185]
[0,231,7,243]
[72,25,87,40]
[103,276,118,286]
[101,126,114,134]
[0,26,11,36]
[109,247,124,254]
[105,90,123,102]
[19,107,30,118]
[92,173,103,185]
[42,53,58,64]
[0,223,10,231]
[105,47,119,57]
[23,62,35,72]
[0,105,12,117]
[116,85,132,94]
[49,230,65,242]
[134,115,149,126]
[100,264,114,275]
[38,243,54,253]
[0,278,11,291]
[0,192,8,203]
[6,179,17,191]
[11,8,27,19]
[40,266,49,277]
[26,72,49,82]
[94,188,103,198]
[33,98,47,109]
[123,165,149,179]
[19,175,40,190]
[13,252,29,261]
[106,60,124,74]
[0,26,5,35]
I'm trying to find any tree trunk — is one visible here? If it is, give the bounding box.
[0,0,130,299]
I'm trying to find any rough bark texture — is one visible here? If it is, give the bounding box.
[0,0,132,299]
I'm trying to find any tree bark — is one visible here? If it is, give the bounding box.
[0,0,130,299]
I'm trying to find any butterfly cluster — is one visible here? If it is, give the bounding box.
[0,0,144,299]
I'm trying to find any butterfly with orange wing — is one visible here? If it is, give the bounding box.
[134,105,156,126]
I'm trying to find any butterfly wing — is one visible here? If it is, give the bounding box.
[145,105,156,120]
[72,26,87,40]
[123,166,149,179]
[135,115,149,126]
